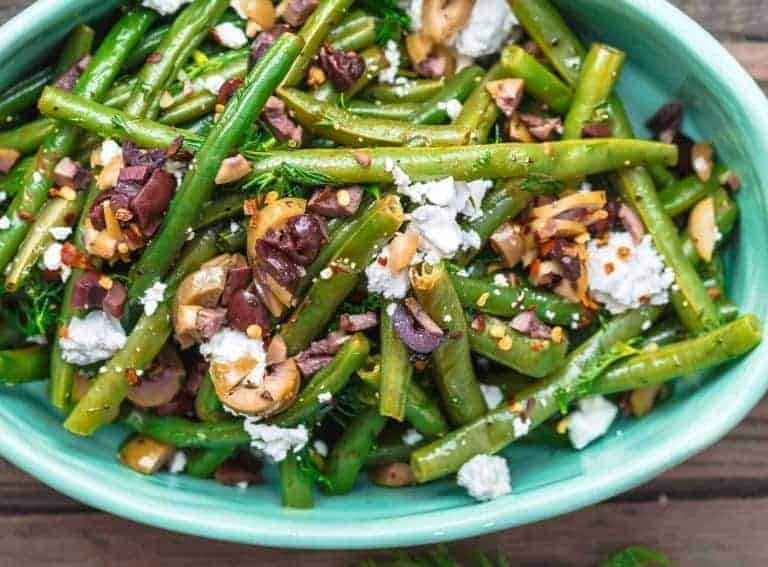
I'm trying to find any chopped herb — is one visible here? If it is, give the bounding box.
[243,162,335,198]
[0,270,63,339]
[600,546,672,567]
[520,173,566,195]
[357,0,410,45]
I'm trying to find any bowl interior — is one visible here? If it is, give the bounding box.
[1,0,767,550]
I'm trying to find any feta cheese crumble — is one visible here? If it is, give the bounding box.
[480,384,504,409]
[59,311,127,366]
[457,454,511,501]
[383,157,411,192]
[567,395,618,450]
[142,0,192,16]
[452,0,517,58]
[49,226,72,241]
[0,191,7,204]
[365,244,411,299]
[318,391,333,404]
[402,428,424,446]
[379,40,401,84]
[198,74,227,96]
[437,99,463,121]
[313,439,329,457]
[587,233,675,314]
[230,0,247,19]
[168,451,187,474]
[213,22,248,49]
[42,242,71,282]
[200,328,267,388]
[242,421,309,462]
[139,281,167,316]
[0,216,10,230]
[493,273,509,287]
[99,139,123,165]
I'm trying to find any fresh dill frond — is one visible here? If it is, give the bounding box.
[520,173,566,195]
[243,162,335,198]
[357,0,410,45]
[0,270,63,339]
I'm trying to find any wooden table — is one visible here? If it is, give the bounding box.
[1,1,766,565]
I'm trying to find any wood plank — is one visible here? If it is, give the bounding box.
[673,1,768,41]
[2,498,766,566]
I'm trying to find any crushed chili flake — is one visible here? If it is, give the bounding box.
[147,52,163,64]
[603,262,615,274]
[126,368,139,386]
[638,294,650,304]
[707,287,723,300]
[377,255,388,266]
[60,242,91,269]
[18,210,35,222]
[243,199,259,216]
[58,326,69,339]
[530,340,545,352]
[617,245,631,260]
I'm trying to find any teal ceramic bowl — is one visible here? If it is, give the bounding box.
[1,0,767,550]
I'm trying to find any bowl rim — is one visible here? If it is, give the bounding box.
[1,0,768,550]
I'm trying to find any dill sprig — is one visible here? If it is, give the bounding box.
[243,162,335,198]
[0,270,63,339]
[357,0,410,45]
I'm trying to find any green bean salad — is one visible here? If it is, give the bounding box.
[0,0,760,507]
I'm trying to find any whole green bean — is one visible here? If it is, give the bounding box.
[659,165,727,218]
[365,441,417,467]
[648,163,677,189]
[102,78,137,109]
[0,156,33,198]
[327,10,377,52]
[347,101,420,121]
[379,307,412,421]
[500,45,572,114]
[127,33,303,317]
[0,9,157,274]
[454,63,508,144]
[509,0,587,85]
[124,23,172,71]
[562,44,625,140]
[280,195,404,355]
[5,192,84,291]
[271,334,371,427]
[323,406,387,495]
[247,138,677,185]
[193,193,245,230]
[409,66,484,125]
[468,314,569,378]
[454,179,532,265]
[362,79,445,103]
[195,371,227,423]
[124,0,229,120]
[122,410,250,448]
[282,0,355,88]
[412,262,487,425]
[410,306,664,482]
[280,452,314,508]
[0,119,56,154]
[0,346,50,384]
[595,315,761,394]
[186,447,234,478]
[279,87,471,147]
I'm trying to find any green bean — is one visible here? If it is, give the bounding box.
[659,165,727,218]
[279,87,472,147]
[327,10,377,52]
[362,79,445,103]
[122,410,250,448]
[247,138,677,185]
[282,0,355,88]
[412,262,487,425]
[323,406,387,495]
[5,192,85,291]
[648,163,677,189]
[562,44,625,140]
[0,346,50,384]
[454,179,532,265]
[0,119,56,154]
[124,0,229,120]
[280,452,314,508]
[641,317,687,348]
[0,156,34,198]
[509,0,587,85]
[123,23,172,71]
[186,447,234,478]
[468,314,569,378]
[410,306,664,482]
[609,101,719,333]
[0,9,157,274]
[500,45,572,114]
[280,195,405,355]
[347,101,420,121]
[193,193,245,230]
[195,372,227,423]
[271,334,370,427]
[409,66,484,125]
[595,315,761,394]
[126,33,303,318]
[102,78,137,109]
[379,308,412,421]
[365,441,417,467]
[454,63,507,144]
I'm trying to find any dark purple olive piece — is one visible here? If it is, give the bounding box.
[128,344,186,409]
[71,271,107,310]
[261,95,304,146]
[102,280,127,318]
[249,25,290,68]
[130,168,176,237]
[279,0,318,26]
[221,265,252,306]
[53,158,91,190]
[307,185,363,217]
[391,302,443,354]
[53,55,91,91]
[319,45,365,91]
[227,286,269,334]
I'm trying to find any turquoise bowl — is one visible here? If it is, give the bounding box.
[1,0,767,549]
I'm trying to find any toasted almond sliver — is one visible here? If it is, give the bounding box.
[692,142,714,182]
[98,155,123,190]
[531,191,607,219]
[215,154,252,185]
[688,196,716,262]
[159,90,175,110]
[387,233,420,273]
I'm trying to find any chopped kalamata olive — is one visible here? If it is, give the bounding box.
[221,265,252,306]
[278,0,318,26]
[249,25,290,68]
[339,311,378,332]
[295,354,334,376]
[197,307,229,341]
[319,45,366,91]
[519,113,563,141]
[53,157,91,190]
[117,165,152,192]
[485,79,525,117]
[130,168,176,237]
[259,214,327,266]
[307,185,363,217]
[53,55,91,91]
[217,78,244,105]
[122,142,167,170]
[618,203,645,244]
[391,302,443,354]
[254,240,306,290]
[128,344,186,409]
[511,310,552,340]
[582,121,613,138]
[544,238,581,281]
[672,131,695,177]
[102,280,127,318]
[646,102,683,137]
[415,52,452,79]
[294,330,349,375]
[227,286,269,334]
[261,95,304,146]
[215,457,263,486]
[71,271,107,310]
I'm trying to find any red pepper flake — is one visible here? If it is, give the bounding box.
[147,52,163,64]
[707,287,723,300]
[60,242,91,269]
[17,210,35,222]
[530,340,544,352]
[638,294,650,304]
[58,326,69,339]
[530,257,541,276]
[617,246,631,260]
[471,313,486,333]
[243,199,258,216]
[126,368,139,386]
[377,255,388,266]
[603,262,615,274]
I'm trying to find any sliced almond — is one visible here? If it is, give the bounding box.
[485,79,525,117]
[243,0,275,28]
[159,90,175,110]
[215,154,252,185]
[245,19,263,38]
[531,191,607,220]
[387,233,420,272]
[98,155,123,190]
[422,0,473,43]
[692,142,714,182]
[688,196,716,262]
[489,222,525,268]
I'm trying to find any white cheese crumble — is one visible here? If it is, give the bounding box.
[452,0,517,58]
[49,226,72,241]
[42,242,71,282]
[384,157,411,192]
[200,328,267,388]
[230,0,247,19]
[198,74,227,96]
[142,0,192,16]
[402,428,424,446]
[139,281,167,316]
[493,273,509,287]
[365,245,411,299]
[480,383,504,409]
[379,40,401,84]
[512,415,531,437]
[168,451,187,474]
[242,421,309,462]
[0,216,10,230]
[313,439,329,457]
[318,391,333,404]
[403,0,422,31]
[213,22,248,49]
[408,205,480,264]
[437,99,463,121]
[59,311,127,366]
[587,232,674,314]
[567,395,618,450]
[26,334,47,345]
[99,139,123,165]
[457,454,511,501]
[0,191,6,204]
